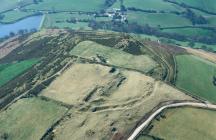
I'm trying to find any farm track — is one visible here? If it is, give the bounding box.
[127,102,216,140]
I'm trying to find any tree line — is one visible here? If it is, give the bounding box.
[88,20,216,45]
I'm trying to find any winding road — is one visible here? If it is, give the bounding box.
[127,102,216,140]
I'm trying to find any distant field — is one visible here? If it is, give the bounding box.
[163,38,216,51]
[142,107,216,140]
[0,10,35,23]
[162,28,215,37]
[42,13,92,29]
[123,0,183,12]
[0,58,39,86]
[206,16,216,26]
[176,55,216,102]
[42,12,111,29]
[0,97,67,140]
[173,0,216,13]
[70,41,157,73]
[127,12,192,28]
[0,0,33,12]
[23,0,106,12]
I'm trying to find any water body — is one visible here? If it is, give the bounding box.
[0,15,43,38]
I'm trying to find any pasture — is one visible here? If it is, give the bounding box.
[0,0,32,12]
[0,58,39,86]
[176,55,216,103]
[22,0,106,12]
[70,41,158,73]
[123,0,183,12]
[0,10,35,23]
[173,0,216,13]
[41,63,118,105]
[48,64,193,140]
[127,12,192,28]
[42,13,93,29]
[0,97,67,140]
[162,28,215,37]
[143,107,216,140]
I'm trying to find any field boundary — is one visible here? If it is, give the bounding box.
[127,101,216,140]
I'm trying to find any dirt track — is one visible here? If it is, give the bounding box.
[127,102,216,140]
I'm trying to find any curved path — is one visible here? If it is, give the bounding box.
[127,102,216,140]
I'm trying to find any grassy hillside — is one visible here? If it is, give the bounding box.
[142,107,216,140]
[176,55,216,102]
[70,41,158,73]
[0,58,39,87]
[44,63,192,140]
[0,98,67,140]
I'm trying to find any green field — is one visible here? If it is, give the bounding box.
[173,0,216,13]
[207,15,216,26]
[23,0,106,12]
[176,55,216,102]
[123,0,183,12]
[127,12,192,27]
[0,97,67,140]
[42,12,111,29]
[162,28,215,37]
[138,107,216,140]
[70,41,158,73]
[42,13,93,29]
[0,0,33,12]
[0,10,35,23]
[0,58,39,86]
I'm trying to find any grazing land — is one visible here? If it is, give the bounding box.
[42,13,92,29]
[0,58,39,87]
[0,29,215,140]
[70,41,158,73]
[0,0,216,139]
[0,10,35,23]
[138,107,216,140]
[172,0,216,13]
[0,97,67,140]
[46,64,193,140]
[41,63,119,105]
[0,0,216,53]
[162,28,215,37]
[23,0,106,12]
[127,12,192,28]
[123,0,183,12]
[0,0,33,12]
[176,55,216,102]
